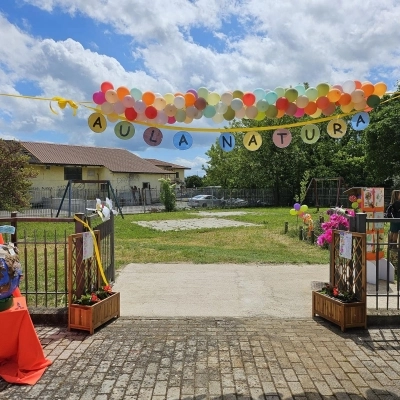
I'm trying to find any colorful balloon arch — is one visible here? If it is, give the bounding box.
[90,79,387,126]
[84,79,391,150]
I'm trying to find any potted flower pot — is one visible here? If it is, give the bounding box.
[68,291,120,334]
[312,290,366,332]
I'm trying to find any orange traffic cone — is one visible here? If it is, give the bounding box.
[0,234,4,244]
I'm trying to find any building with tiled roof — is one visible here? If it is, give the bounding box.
[19,141,190,192]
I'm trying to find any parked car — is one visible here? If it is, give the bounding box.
[224,198,248,207]
[187,195,225,208]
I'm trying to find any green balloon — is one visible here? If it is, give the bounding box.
[223,106,235,120]
[317,83,330,97]
[366,94,381,108]
[175,109,186,122]
[285,88,298,102]
[232,90,243,99]
[265,105,278,118]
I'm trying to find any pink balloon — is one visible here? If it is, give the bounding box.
[294,108,305,118]
[92,91,105,105]
[168,116,176,124]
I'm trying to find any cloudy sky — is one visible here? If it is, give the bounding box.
[0,1,399,177]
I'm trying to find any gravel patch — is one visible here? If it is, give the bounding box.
[134,217,259,231]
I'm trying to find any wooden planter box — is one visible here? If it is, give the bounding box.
[68,292,120,334]
[312,290,366,332]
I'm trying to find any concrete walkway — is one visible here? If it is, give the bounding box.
[113,263,329,318]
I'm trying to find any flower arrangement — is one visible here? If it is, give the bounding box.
[74,285,113,305]
[317,207,355,248]
[320,283,358,303]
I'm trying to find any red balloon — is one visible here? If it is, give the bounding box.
[316,96,330,109]
[242,92,256,107]
[125,107,137,121]
[276,97,289,111]
[145,106,157,119]
[168,116,176,124]
[194,97,207,110]
[101,81,114,93]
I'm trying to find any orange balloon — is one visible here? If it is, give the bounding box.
[338,93,352,106]
[276,108,285,118]
[304,101,317,115]
[116,86,130,101]
[142,91,156,106]
[361,82,374,97]
[327,88,341,103]
[184,92,196,107]
[354,80,362,89]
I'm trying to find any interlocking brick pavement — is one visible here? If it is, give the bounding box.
[1,317,400,400]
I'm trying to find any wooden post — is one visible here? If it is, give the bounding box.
[284,222,288,233]
[11,211,17,245]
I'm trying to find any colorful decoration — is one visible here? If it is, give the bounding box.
[89,80,387,131]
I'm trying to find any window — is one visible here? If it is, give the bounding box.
[87,169,96,178]
[175,172,180,179]
[64,167,82,181]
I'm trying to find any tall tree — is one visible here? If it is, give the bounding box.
[0,140,38,210]
[203,110,367,195]
[364,86,400,186]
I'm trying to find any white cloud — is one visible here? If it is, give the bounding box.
[0,0,399,165]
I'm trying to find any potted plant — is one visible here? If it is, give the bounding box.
[68,285,120,334]
[312,282,366,332]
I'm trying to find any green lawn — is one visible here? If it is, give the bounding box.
[113,207,331,267]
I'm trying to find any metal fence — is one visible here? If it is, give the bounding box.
[0,185,395,217]
[0,211,115,308]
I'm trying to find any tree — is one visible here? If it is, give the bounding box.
[203,110,367,197]
[185,175,204,188]
[364,86,400,186]
[158,178,176,212]
[0,140,38,210]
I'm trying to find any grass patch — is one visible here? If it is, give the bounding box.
[113,207,330,267]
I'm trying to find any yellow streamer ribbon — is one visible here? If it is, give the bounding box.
[50,96,79,116]
[73,215,109,286]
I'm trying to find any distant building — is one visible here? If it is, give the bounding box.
[18,141,190,192]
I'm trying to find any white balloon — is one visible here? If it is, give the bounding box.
[221,92,233,106]
[174,95,185,109]
[216,101,228,114]
[343,80,356,94]
[135,100,146,114]
[212,113,225,123]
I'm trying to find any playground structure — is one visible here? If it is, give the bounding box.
[305,177,344,210]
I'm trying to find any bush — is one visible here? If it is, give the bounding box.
[159,178,176,212]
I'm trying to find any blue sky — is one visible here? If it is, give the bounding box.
[0,0,399,177]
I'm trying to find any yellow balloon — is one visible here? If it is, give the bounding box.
[373,82,387,97]
[290,209,297,216]
[300,204,308,212]
[208,92,221,106]
[163,93,175,104]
